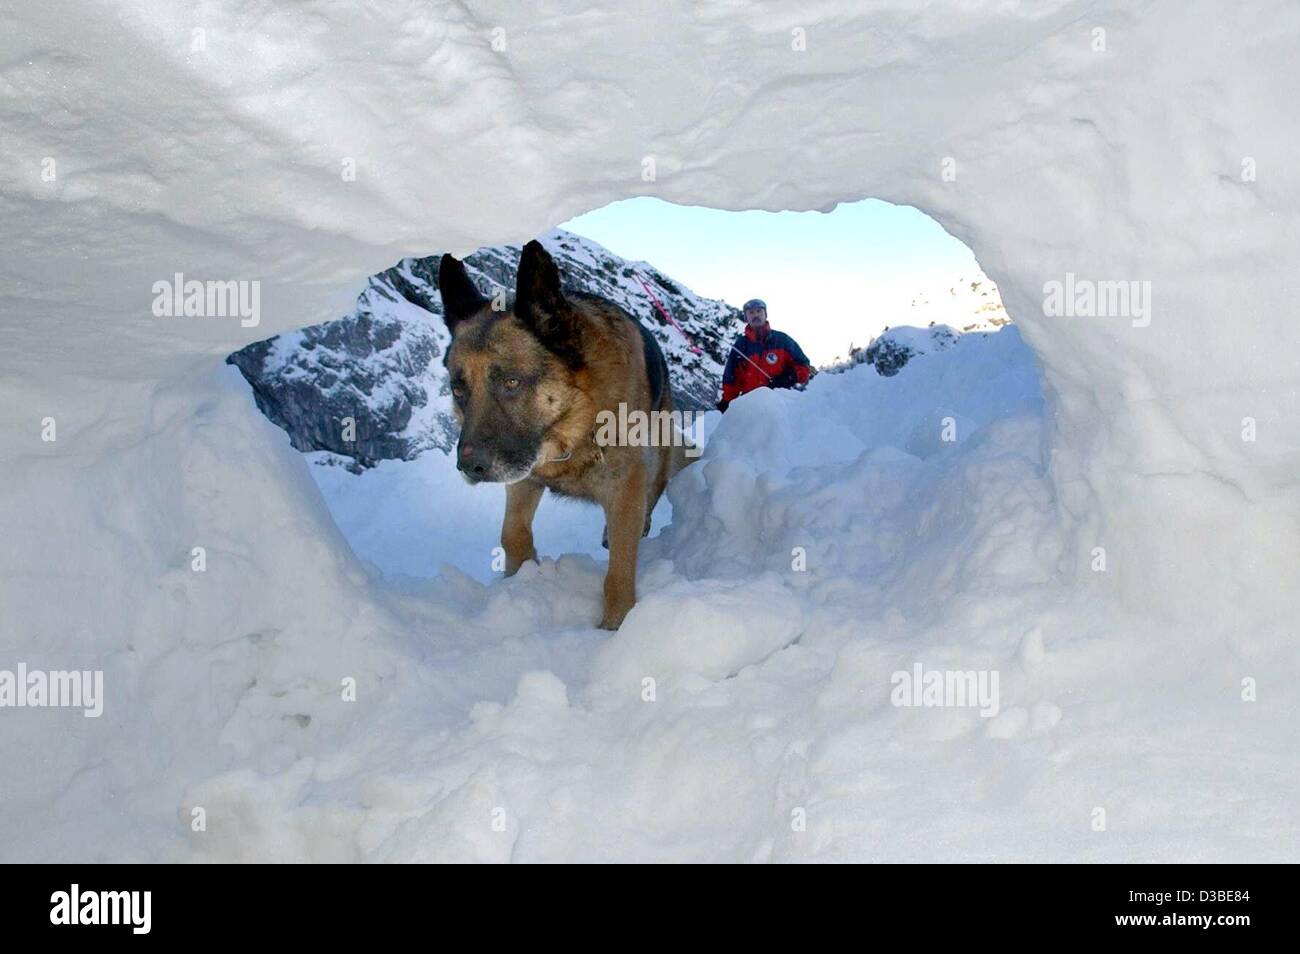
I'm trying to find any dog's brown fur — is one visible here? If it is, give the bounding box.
[440,241,692,629]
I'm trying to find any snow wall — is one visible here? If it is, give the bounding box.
[1,1,1296,860]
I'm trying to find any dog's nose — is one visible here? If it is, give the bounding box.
[458,443,489,478]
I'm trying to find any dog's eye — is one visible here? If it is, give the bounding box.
[452,385,466,400]
[502,378,521,392]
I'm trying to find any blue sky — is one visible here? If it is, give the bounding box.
[560,197,992,363]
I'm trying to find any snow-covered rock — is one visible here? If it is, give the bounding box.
[226,230,734,467]
[824,324,961,377]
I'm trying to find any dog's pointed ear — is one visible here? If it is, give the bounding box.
[438,253,488,333]
[515,240,583,368]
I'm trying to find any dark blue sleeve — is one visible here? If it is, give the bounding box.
[721,339,739,384]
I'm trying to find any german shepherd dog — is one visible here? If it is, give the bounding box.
[439,241,693,630]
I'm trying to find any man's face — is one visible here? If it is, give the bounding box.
[745,305,767,327]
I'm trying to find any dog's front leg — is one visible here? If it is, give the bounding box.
[599,460,647,630]
[501,480,543,575]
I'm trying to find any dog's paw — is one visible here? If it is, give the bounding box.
[598,599,634,631]
[503,550,538,577]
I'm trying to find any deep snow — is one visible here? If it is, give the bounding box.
[1,0,1297,862]
[178,326,1293,862]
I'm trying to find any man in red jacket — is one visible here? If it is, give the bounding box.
[718,298,812,412]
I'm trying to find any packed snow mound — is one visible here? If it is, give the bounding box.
[226,230,734,468]
[589,574,808,695]
[723,325,1042,470]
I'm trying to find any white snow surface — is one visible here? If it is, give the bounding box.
[1,1,1297,862]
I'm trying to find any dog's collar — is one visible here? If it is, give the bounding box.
[538,427,604,467]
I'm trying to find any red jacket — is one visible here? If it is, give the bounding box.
[720,323,811,403]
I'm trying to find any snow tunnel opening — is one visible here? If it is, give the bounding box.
[225,197,1046,584]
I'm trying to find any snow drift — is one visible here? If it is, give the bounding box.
[1,1,1297,862]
